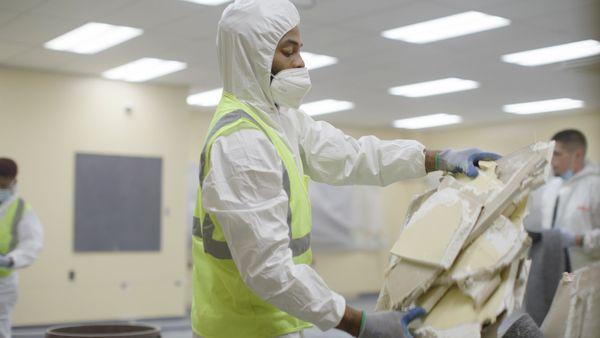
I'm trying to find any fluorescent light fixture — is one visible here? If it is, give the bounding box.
[381,11,510,44]
[187,88,223,107]
[44,22,142,54]
[180,0,232,5]
[501,40,600,66]
[393,113,462,129]
[301,52,338,70]
[103,58,187,82]
[503,98,584,115]
[389,78,479,97]
[300,99,354,116]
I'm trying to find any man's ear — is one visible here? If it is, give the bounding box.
[574,148,585,161]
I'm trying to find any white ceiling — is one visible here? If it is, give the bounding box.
[0,0,598,129]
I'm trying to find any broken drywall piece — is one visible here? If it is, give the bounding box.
[458,274,502,309]
[417,284,451,313]
[511,259,531,314]
[401,188,437,229]
[391,188,482,269]
[417,261,523,336]
[419,286,480,331]
[454,161,504,203]
[477,261,521,325]
[496,141,554,186]
[375,281,391,310]
[379,142,554,338]
[416,323,481,338]
[391,196,463,267]
[465,142,553,245]
[380,257,442,311]
[447,215,530,282]
[465,152,544,245]
[541,262,600,338]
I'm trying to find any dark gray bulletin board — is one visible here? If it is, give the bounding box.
[74,153,162,252]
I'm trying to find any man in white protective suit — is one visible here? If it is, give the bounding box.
[525,129,600,271]
[190,1,500,337]
[0,158,43,338]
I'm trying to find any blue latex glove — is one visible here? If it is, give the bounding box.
[401,307,427,338]
[0,255,12,268]
[438,148,501,178]
[359,307,426,338]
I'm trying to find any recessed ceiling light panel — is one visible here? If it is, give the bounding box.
[389,78,480,97]
[44,22,142,54]
[392,113,463,129]
[382,11,510,44]
[103,58,187,82]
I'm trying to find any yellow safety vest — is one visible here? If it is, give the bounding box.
[0,198,26,277]
[191,92,313,338]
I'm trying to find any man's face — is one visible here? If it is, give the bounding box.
[0,176,15,189]
[552,142,580,176]
[271,26,305,76]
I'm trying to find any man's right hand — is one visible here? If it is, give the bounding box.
[336,306,426,338]
[359,308,426,338]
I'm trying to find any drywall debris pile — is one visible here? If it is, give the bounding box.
[376,142,554,338]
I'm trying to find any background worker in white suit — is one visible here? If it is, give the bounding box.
[525,129,600,271]
[0,158,43,338]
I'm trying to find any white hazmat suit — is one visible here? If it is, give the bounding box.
[0,192,43,338]
[200,0,427,334]
[525,161,600,270]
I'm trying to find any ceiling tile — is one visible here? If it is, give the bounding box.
[431,0,518,11]
[484,0,598,20]
[0,9,20,26]
[523,1,600,38]
[299,0,415,25]
[0,40,33,61]
[0,13,85,44]
[2,46,81,70]
[152,8,223,40]
[337,1,460,35]
[0,0,45,12]
[101,0,206,29]
[154,65,218,87]
[29,0,134,20]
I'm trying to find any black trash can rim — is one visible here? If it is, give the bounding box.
[45,323,160,338]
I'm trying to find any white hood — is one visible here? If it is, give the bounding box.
[217,0,299,118]
[568,160,600,184]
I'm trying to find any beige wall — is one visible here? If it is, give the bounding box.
[2,65,599,324]
[0,67,192,325]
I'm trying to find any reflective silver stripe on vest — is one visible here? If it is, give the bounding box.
[201,213,232,259]
[196,109,310,259]
[193,216,202,238]
[8,199,24,252]
[291,233,311,257]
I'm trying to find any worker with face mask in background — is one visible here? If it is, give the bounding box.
[0,158,43,338]
[191,1,500,337]
[525,129,600,271]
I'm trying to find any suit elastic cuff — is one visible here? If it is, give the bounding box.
[317,293,346,331]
